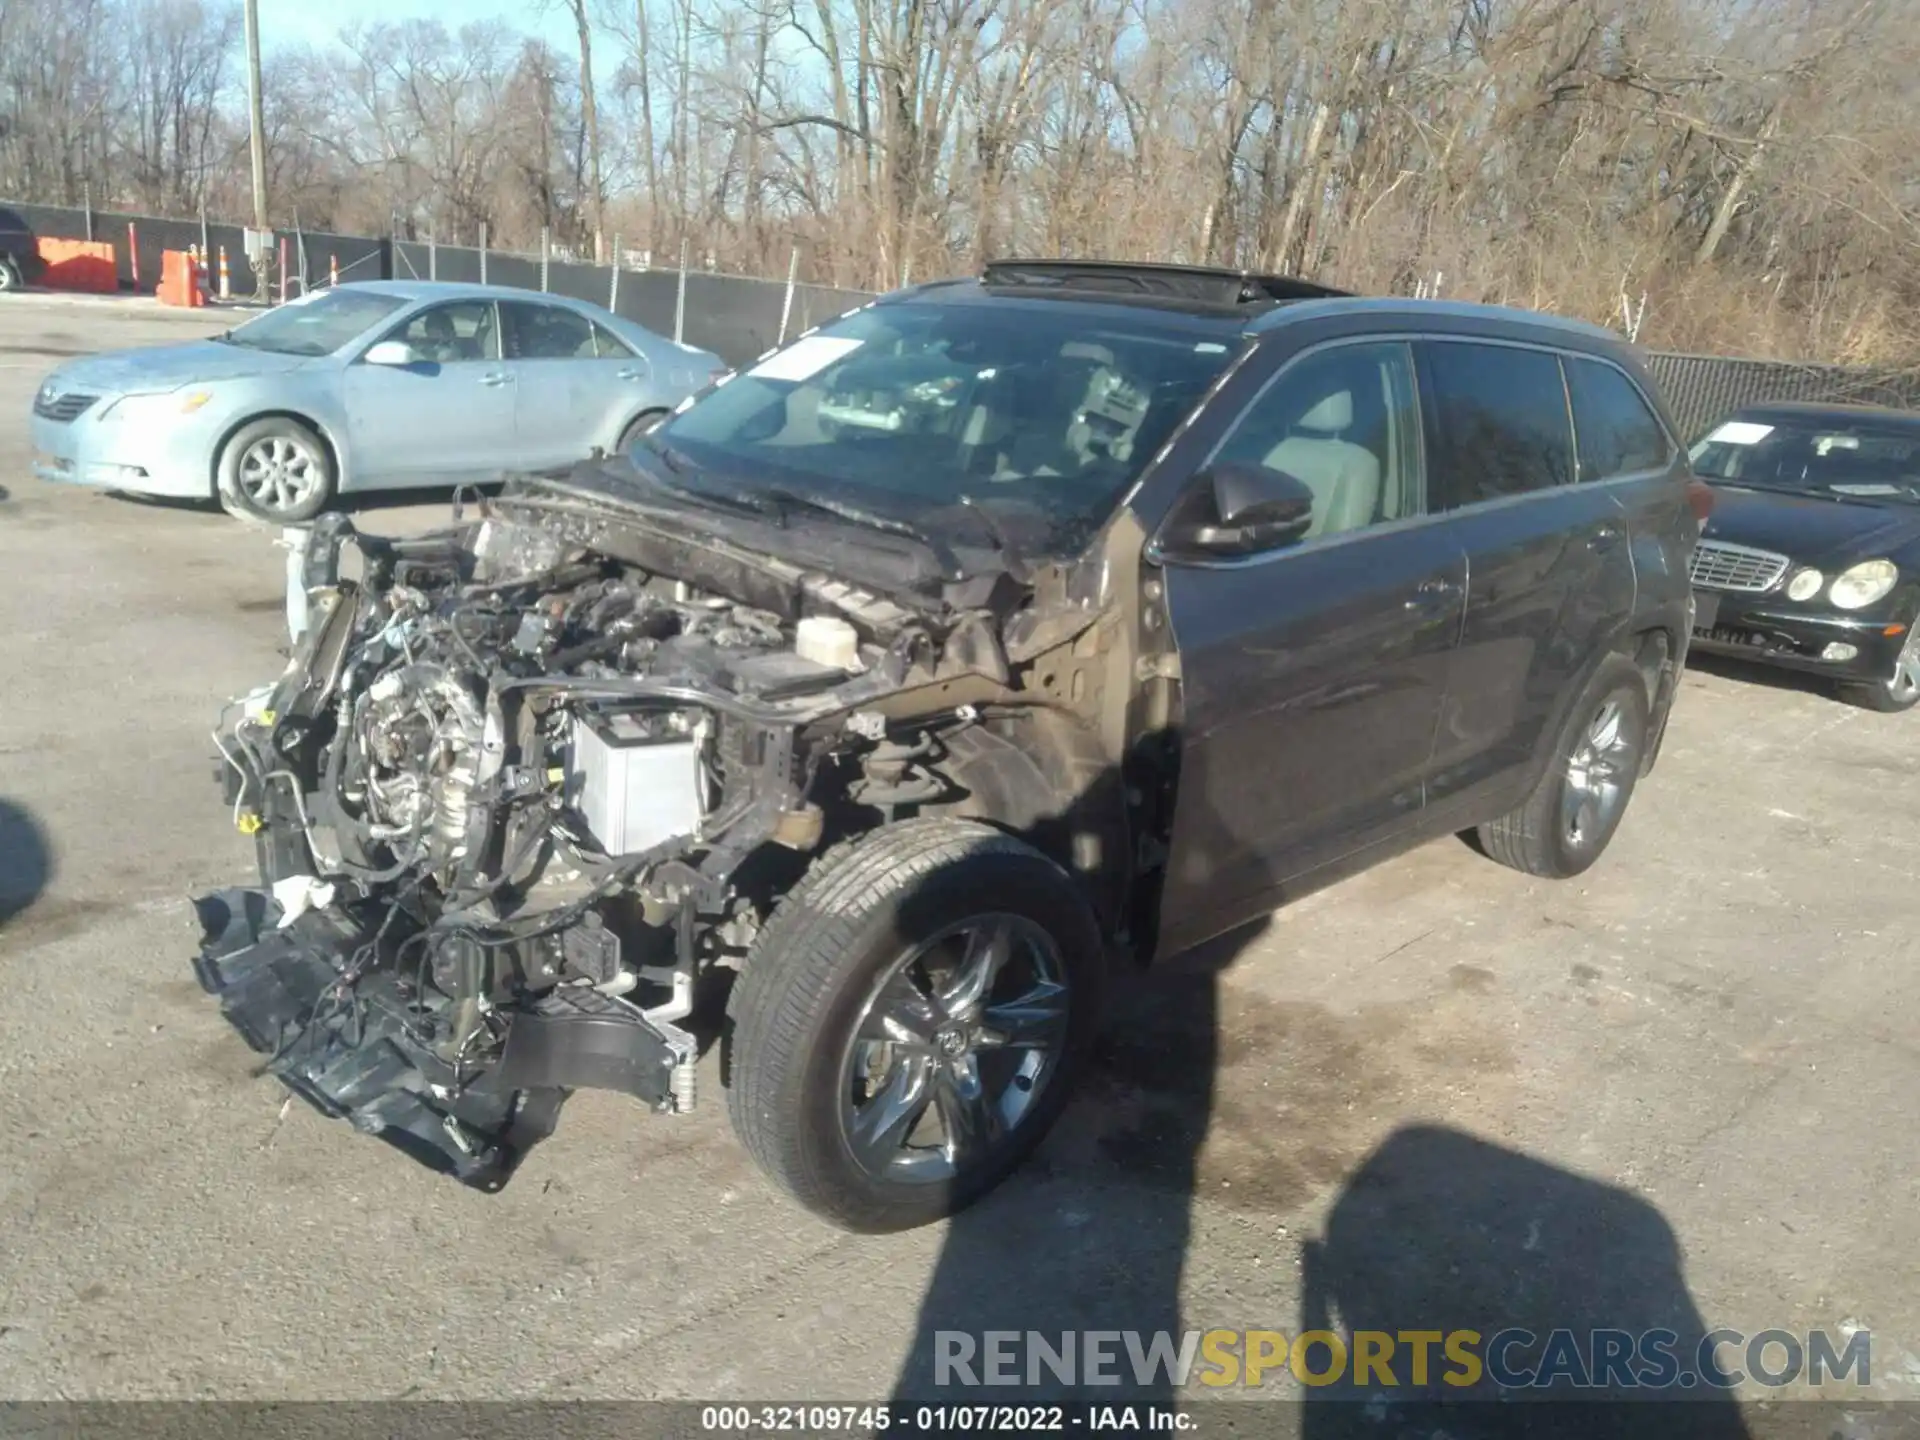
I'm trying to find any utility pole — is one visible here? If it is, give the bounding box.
[243,0,271,300]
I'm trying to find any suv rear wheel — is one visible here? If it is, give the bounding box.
[1477,654,1650,879]
[726,817,1104,1233]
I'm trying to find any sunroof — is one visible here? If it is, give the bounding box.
[981,258,1350,306]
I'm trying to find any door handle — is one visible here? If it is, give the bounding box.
[1587,522,1624,550]
[480,372,513,387]
[1405,576,1462,611]
[616,368,646,381]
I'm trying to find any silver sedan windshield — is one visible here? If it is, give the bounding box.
[222,289,410,357]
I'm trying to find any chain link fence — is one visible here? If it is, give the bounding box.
[11,196,1920,426]
[1642,352,1920,443]
[3,198,875,367]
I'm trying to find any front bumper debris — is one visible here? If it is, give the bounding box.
[1691,591,1908,679]
[191,888,695,1190]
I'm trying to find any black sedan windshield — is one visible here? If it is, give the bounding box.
[1691,416,1920,504]
[222,288,409,356]
[654,300,1239,550]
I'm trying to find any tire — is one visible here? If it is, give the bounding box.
[1840,624,1920,713]
[0,257,20,292]
[215,417,336,524]
[726,816,1106,1233]
[1476,654,1651,880]
[615,409,668,454]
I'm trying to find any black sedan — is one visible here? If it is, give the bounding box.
[1687,401,1920,712]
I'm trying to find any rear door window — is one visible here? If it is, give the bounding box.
[1566,357,1672,481]
[502,301,599,359]
[1418,341,1574,509]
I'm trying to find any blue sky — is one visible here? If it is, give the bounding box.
[268,0,576,53]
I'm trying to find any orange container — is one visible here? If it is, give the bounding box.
[156,249,205,307]
[34,237,117,293]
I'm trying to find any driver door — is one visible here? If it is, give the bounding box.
[342,299,518,490]
[1154,340,1468,954]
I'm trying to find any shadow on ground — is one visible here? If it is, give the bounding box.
[1685,649,1845,703]
[0,797,53,931]
[887,936,1749,1439]
[886,920,1267,1407]
[1300,1126,1750,1438]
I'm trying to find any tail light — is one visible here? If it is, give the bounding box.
[1685,477,1715,529]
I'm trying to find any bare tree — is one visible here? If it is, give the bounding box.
[554,0,607,258]
[4,0,1919,363]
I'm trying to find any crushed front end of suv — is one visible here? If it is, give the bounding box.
[191,261,1697,1231]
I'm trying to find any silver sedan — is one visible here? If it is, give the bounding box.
[28,280,727,522]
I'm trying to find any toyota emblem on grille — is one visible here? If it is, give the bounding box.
[38,384,56,404]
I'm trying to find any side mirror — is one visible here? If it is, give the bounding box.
[1158,461,1316,559]
[364,340,417,366]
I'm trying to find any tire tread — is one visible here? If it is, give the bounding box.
[1475,654,1649,881]
[726,816,1088,1231]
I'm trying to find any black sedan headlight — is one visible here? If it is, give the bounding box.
[1829,559,1899,610]
[1785,568,1824,601]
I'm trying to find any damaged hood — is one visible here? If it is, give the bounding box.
[511,457,1035,618]
[43,339,315,395]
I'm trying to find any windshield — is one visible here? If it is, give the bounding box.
[1690,417,1920,504]
[652,300,1239,551]
[222,288,409,356]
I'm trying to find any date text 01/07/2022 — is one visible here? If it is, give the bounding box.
[697,1405,1198,1433]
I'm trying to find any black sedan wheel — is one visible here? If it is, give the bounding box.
[726,817,1103,1233]
[1843,625,1920,713]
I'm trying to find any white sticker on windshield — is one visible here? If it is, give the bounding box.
[1703,420,1774,445]
[747,334,863,383]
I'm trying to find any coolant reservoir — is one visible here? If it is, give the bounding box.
[795,615,860,671]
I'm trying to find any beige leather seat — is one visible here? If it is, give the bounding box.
[1263,390,1382,537]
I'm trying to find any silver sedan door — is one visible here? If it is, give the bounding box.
[341,300,517,490]
[498,300,622,469]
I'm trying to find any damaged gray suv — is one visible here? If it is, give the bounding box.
[193,260,1701,1232]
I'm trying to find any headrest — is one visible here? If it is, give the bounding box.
[1060,341,1115,365]
[1297,390,1352,433]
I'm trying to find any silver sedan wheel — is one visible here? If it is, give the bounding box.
[1887,628,1920,706]
[1563,696,1637,849]
[236,433,324,516]
[839,913,1070,1185]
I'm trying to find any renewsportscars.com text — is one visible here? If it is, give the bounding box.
[934,1327,1870,1390]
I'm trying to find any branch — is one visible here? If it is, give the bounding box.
[756,113,880,146]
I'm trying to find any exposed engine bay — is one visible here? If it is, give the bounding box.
[192,472,1170,1189]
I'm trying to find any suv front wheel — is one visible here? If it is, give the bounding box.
[726,817,1104,1233]
[1477,653,1651,879]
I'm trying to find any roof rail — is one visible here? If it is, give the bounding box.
[981,257,1351,306]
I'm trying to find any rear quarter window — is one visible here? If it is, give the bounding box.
[1566,357,1672,481]
[1419,340,1575,509]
